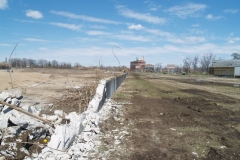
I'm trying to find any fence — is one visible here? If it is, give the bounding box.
[88,73,128,112]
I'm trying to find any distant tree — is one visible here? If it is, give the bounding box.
[28,59,35,68]
[231,53,240,60]
[51,60,58,68]
[175,65,182,73]
[183,57,192,73]
[155,63,162,72]
[200,53,215,73]
[191,56,199,72]
[22,58,27,67]
[48,61,51,67]
[74,62,81,68]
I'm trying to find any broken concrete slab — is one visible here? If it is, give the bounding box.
[10,98,21,106]
[41,114,58,121]
[54,110,67,118]
[2,126,22,139]
[20,105,40,116]
[0,88,22,100]
[47,124,76,151]
[7,110,47,130]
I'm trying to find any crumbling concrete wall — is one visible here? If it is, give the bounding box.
[36,73,128,159]
[0,73,128,159]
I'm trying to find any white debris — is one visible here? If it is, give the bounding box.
[54,110,66,118]
[74,86,80,89]
[42,114,58,121]
[47,124,76,151]
[0,88,22,100]
[192,152,199,157]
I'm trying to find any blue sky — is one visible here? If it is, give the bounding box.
[0,0,240,67]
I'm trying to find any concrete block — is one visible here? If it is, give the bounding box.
[8,110,45,130]
[0,92,9,101]
[2,126,22,138]
[0,104,3,112]
[0,88,22,99]
[54,110,67,118]
[42,114,58,121]
[11,98,21,106]
[66,112,85,135]
[47,124,76,151]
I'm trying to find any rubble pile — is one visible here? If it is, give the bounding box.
[0,78,123,159]
[0,88,53,159]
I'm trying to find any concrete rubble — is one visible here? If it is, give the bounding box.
[0,75,127,159]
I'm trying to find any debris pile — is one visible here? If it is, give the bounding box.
[0,88,53,159]
[0,75,127,159]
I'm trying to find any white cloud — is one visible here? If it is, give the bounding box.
[50,22,81,31]
[115,34,150,42]
[206,14,222,20]
[167,36,206,44]
[39,47,48,50]
[192,24,199,27]
[224,9,239,14]
[227,37,240,44]
[144,1,161,11]
[106,41,121,46]
[23,38,47,42]
[51,10,119,24]
[25,10,43,19]
[128,24,144,30]
[116,6,166,24]
[90,25,106,29]
[86,31,110,36]
[0,43,11,46]
[0,0,8,10]
[165,3,207,18]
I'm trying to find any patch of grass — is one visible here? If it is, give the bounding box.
[173,126,227,158]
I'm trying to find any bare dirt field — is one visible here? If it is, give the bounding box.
[0,68,112,114]
[94,73,240,160]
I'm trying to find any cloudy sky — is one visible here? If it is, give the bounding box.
[0,0,239,67]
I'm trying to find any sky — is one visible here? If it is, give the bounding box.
[0,0,240,67]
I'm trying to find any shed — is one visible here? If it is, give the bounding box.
[209,60,240,77]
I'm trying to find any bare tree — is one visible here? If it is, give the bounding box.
[200,53,215,73]
[22,58,27,67]
[183,57,192,73]
[51,60,58,68]
[192,56,199,72]
[175,65,182,73]
[231,53,240,60]
[28,59,35,68]
[155,63,162,73]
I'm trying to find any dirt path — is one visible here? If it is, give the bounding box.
[94,73,240,159]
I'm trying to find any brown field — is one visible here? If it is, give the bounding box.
[94,72,240,160]
[1,69,240,159]
[0,68,113,113]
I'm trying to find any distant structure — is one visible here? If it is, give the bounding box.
[145,64,154,72]
[0,57,10,69]
[166,64,176,74]
[209,60,240,77]
[130,57,146,72]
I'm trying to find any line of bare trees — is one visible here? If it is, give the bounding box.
[10,58,73,69]
[183,53,215,73]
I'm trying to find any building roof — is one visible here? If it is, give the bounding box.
[167,64,175,69]
[211,60,240,67]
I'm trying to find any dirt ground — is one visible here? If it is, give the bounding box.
[0,68,115,114]
[94,73,240,160]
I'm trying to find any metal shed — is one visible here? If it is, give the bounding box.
[210,60,240,78]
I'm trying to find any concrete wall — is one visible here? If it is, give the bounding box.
[88,73,128,112]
